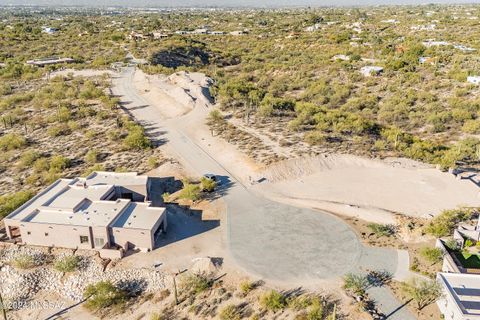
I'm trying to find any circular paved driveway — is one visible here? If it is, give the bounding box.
[226,189,398,281]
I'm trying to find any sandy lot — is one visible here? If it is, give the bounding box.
[253,154,480,222]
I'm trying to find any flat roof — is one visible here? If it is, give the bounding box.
[85,171,148,187]
[6,172,161,230]
[111,202,166,230]
[438,272,480,317]
[25,199,130,227]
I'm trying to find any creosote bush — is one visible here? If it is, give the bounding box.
[54,255,81,272]
[83,281,128,311]
[260,290,286,312]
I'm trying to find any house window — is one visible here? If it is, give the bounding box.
[27,231,31,235]
[94,237,105,247]
[44,233,49,236]
[80,236,89,244]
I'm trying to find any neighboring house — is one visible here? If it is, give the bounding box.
[423,40,450,47]
[305,23,322,32]
[152,32,169,39]
[229,30,247,36]
[3,172,167,259]
[419,56,435,65]
[42,26,59,34]
[454,44,476,53]
[192,28,210,34]
[467,76,480,85]
[128,31,147,40]
[26,57,75,66]
[360,66,383,77]
[332,54,350,61]
[437,273,480,320]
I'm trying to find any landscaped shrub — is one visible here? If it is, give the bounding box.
[367,223,396,237]
[400,278,442,310]
[54,255,81,272]
[342,273,369,296]
[0,190,34,218]
[419,247,443,263]
[425,208,474,237]
[11,254,36,269]
[260,290,286,312]
[465,239,474,248]
[179,181,201,202]
[200,176,217,192]
[83,281,127,311]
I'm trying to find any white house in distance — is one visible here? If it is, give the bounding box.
[467,76,480,85]
[360,66,383,77]
[437,273,480,320]
[3,172,167,259]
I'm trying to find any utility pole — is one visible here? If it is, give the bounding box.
[0,291,7,320]
[172,272,179,305]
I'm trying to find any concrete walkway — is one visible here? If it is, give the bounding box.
[368,286,416,320]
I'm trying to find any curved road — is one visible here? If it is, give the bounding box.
[112,67,400,283]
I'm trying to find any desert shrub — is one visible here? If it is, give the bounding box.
[0,190,34,218]
[219,304,241,320]
[367,223,396,237]
[400,278,442,310]
[123,125,151,150]
[207,109,225,124]
[18,150,40,168]
[48,124,71,137]
[0,133,26,151]
[425,208,474,237]
[11,254,36,269]
[147,156,158,169]
[260,290,286,312]
[419,247,443,263]
[200,176,217,192]
[85,149,99,164]
[180,272,213,295]
[54,255,80,272]
[342,273,369,296]
[33,157,49,173]
[108,129,121,141]
[304,131,326,145]
[462,120,480,134]
[84,281,127,311]
[49,155,70,173]
[239,280,254,295]
[179,181,201,202]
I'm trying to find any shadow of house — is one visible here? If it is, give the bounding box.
[154,205,219,248]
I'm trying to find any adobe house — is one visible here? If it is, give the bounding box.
[3,172,167,259]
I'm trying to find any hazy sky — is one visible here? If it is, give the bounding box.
[3,0,480,7]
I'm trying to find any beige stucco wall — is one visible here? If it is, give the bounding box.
[18,222,94,250]
[111,227,153,250]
